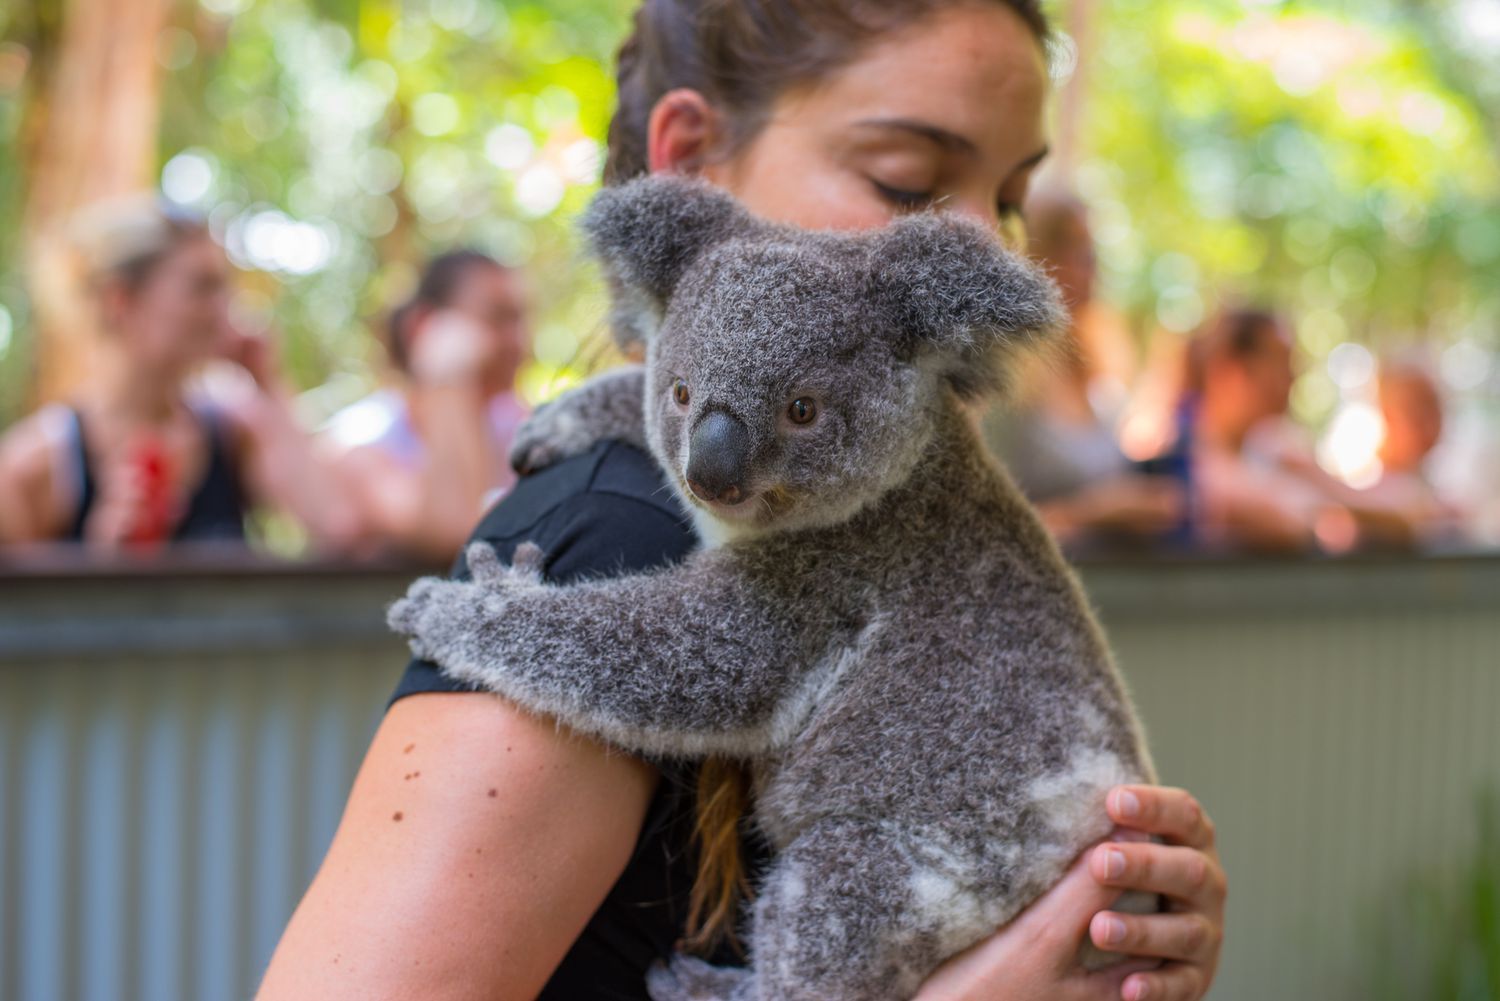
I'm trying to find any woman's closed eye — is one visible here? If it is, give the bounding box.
[871,179,939,211]
[872,178,1027,234]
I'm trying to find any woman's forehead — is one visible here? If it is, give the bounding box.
[786,4,1050,168]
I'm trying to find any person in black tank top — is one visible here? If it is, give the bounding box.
[64,404,247,543]
[0,198,358,551]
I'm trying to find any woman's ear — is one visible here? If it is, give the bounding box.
[647,89,723,175]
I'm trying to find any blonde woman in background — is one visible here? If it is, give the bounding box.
[0,197,356,551]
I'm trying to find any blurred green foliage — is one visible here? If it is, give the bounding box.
[0,0,1496,430]
[1363,787,1500,1001]
[1078,0,1500,423]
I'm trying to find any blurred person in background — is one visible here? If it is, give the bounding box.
[1365,356,1469,544]
[0,197,356,552]
[1185,307,1417,552]
[982,191,1183,546]
[321,250,531,563]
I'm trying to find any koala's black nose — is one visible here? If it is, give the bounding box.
[687,411,750,505]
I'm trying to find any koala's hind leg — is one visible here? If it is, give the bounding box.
[509,364,647,474]
[651,821,995,1001]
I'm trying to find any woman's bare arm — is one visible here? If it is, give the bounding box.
[0,410,69,544]
[255,691,658,1001]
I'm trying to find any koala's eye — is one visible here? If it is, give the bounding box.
[787,398,817,425]
[672,380,691,407]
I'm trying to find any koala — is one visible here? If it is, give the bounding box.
[389,176,1157,1001]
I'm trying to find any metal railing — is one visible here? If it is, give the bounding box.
[2,549,1497,1001]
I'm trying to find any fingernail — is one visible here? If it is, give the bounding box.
[1115,789,1141,820]
[1124,977,1149,1001]
[1097,915,1126,945]
[1105,848,1127,879]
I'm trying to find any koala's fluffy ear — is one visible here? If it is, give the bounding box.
[582,176,752,349]
[870,213,1065,400]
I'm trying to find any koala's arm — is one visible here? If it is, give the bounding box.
[388,542,830,759]
[509,365,647,474]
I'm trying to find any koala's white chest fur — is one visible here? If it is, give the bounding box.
[687,505,757,550]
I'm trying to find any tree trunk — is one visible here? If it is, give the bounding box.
[22,0,172,404]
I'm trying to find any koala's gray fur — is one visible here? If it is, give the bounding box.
[390,177,1157,1001]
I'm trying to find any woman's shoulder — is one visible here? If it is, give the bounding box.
[0,404,79,538]
[469,439,696,584]
[390,440,695,705]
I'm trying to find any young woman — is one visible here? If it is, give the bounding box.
[0,199,356,551]
[323,250,532,562]
[260,3,1226,999]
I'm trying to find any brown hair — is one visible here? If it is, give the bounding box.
[602,0,1051,952]
[605,0,1049,184]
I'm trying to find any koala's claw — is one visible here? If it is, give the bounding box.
[465,541,507,583]
[512,541,547,576]
[463,541,545,585]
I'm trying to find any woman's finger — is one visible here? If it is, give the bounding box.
[1090,908,1220,964]
[1107,786,1215,849]
[1016,847,1124,945]
[1089,842,1226,908]
[1120,963,1208,1001]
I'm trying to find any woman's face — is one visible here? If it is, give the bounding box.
[109,235,231,373]
[446,264,532,394]
[696,3,1050,242]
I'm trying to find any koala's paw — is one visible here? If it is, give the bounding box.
[646,955,751,1001]
[509,401,597,475]
[386,574,471,661]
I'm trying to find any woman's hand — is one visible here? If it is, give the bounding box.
[914,835,1158,1001]
[85,438,176,548]
[915,785,1225,1001]
[1090,785,1226,1001]
[408,309,492,386]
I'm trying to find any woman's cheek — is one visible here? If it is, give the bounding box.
[727,160,897,232]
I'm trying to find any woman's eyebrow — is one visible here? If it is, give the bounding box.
[851,117,1050,171]
[1014,146,1050,171]
[853,117,980,156]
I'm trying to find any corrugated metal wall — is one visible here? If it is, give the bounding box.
[1,557,1497,1001]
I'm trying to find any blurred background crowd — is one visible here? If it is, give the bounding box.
[0,0,1497,566]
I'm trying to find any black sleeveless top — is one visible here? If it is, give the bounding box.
[65,405,247,542]
[389,441,769,999]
